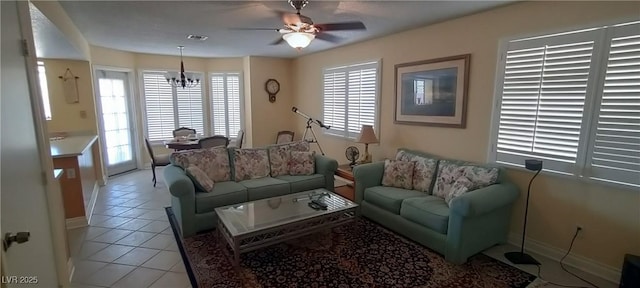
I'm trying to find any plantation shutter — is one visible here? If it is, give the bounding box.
[143,72,175,141]
[211,73,242,138]
[176,77,204,136]
[588,24,640,187]
[323,61,378,138]
[495,30,598,173]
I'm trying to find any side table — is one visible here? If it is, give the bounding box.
[335,164,355,201]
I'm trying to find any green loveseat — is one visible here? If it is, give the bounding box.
[164,145,338,237]
[353,148,519,264]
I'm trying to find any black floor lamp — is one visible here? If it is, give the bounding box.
[505,159,542,265]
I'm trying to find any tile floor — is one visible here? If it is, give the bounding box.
[67,168,617,288]
[67,169,190,288]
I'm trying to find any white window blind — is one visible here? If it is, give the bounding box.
[211,73,242,138]
[143,72,175,141]
[142,71,204,141]
[323,61,379,138]
[492,22,640,188]
[587,26,640,187]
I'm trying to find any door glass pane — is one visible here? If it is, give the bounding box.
[99,75,134,168]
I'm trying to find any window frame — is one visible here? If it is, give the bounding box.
[139,69,205,143]
[488,21,640,189]
[321,60,382,140]
[208,71,244,139]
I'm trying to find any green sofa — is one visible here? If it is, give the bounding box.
[164,146,338,237]
[353,148,519,264]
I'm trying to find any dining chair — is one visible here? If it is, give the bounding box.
[145,138,170,187]
[228,129,245,148]
[198,135,229,149]
[276,130,295,144]
[173,127,196,137]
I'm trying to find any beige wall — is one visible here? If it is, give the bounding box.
[43,59,98,134]
[292,0,640,270]
[244,56,295,147]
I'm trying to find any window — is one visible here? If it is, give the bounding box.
[142,71,204,141]
[323,61,379,138]
[210,73,242,139]
[37,61,52,120]
[491,22,640,188]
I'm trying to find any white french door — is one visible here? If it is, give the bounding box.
[95,70,137,175]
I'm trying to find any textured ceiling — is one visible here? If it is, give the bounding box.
[58,0,513,58]
[30,3,85,60]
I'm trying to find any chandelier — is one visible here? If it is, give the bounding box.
[166,46,199,89]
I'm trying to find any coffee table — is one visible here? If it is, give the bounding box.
[214,189,358,266]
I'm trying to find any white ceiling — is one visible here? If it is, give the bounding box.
[30,3,85,60]
[57,0,514,58]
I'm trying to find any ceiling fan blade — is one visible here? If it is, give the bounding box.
[270,37,285,46]
[315,32,343,43]
[229,27,281,31]
[316,21,366,31]
[275,10,301,25]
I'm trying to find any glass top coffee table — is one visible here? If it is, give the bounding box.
[215,188,358,266]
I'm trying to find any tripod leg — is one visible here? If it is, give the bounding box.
[308,126,325,155]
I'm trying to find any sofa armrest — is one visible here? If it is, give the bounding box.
[163,165,196,198]
[352,161,384,204]
[315,154,338,191]
[449,182,519,217]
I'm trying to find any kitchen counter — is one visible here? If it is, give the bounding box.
[50,135,98,158]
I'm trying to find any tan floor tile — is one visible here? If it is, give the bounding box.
[139,221,170,233]
[80,263,135,287]
[112,267,165,288]
[141,251,181,270]
[140,234,174,250]
[149,272,190,288]
[92,229,133,244]
[87,244,134,262]
[115,231,157,246]
[113,247,161,266]
[118,218,153,230]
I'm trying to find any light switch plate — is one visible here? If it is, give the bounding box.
[66,168,76,179]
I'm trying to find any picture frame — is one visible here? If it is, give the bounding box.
[394,54,470,128]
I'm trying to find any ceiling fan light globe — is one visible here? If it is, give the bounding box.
[283,32,315,49]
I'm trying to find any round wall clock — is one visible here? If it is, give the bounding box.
[265,78,280,103]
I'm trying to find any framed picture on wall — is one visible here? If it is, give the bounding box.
[394,54,470,128]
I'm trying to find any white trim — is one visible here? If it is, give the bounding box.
[85,183,100,224]
[65,217,88,229]
[67,258,75,283]
[508,233,621,284]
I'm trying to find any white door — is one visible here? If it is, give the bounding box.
[95,70,138,175]
[1,1,59,286]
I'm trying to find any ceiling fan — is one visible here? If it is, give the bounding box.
[240,0,366,49]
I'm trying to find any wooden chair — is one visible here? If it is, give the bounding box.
[228,129,245,148]
[198,135,229,149]
[145,138,170,187]
[276,130,295,144]
[173,127,196,137]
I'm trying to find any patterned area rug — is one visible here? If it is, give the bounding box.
[166,208,535,288]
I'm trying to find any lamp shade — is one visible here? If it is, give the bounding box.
[356,125,379,144]
[283,32,315,49]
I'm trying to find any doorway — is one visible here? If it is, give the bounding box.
[95,69,138,176]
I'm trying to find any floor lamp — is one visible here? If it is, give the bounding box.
[505,159,542,265]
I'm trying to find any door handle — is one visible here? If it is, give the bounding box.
[3,232,30,251]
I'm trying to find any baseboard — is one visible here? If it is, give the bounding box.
[85,183,99,224]
[508,233,621,284]
[67,258,75,283]
[65,216,88,229]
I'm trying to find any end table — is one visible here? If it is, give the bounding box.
[335,164,355,201]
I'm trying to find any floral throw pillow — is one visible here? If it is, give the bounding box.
[170,147,231,182]
[463,166,499,189]
[289,151,315,176]
[185,166,215,193]
[234,148,270,181]
[268,145,291,177]
[289,141,310,152]
[396,151,438,193]
[381,160,415,190]
[444,176,474,206]
[433,161,466,199]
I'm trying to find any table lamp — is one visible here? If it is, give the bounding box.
[505,159,542,265]
[356,125,378,163]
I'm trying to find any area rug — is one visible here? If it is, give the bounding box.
[165,207,536,288]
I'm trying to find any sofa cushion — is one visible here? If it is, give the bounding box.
[268,145,291,177]
[433,161,499,198]
[234,148,270,181]
[363,186,426,214]
[396,150,438,194]
[241,177,291,201]
[170,147,231,182]
[194,181,247,213]
[289,151,315,176]
[381,160,415,190]
[400,196,450,234]
[444,176,474,206]
[185,166,214,193]
[276,174,325,193]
